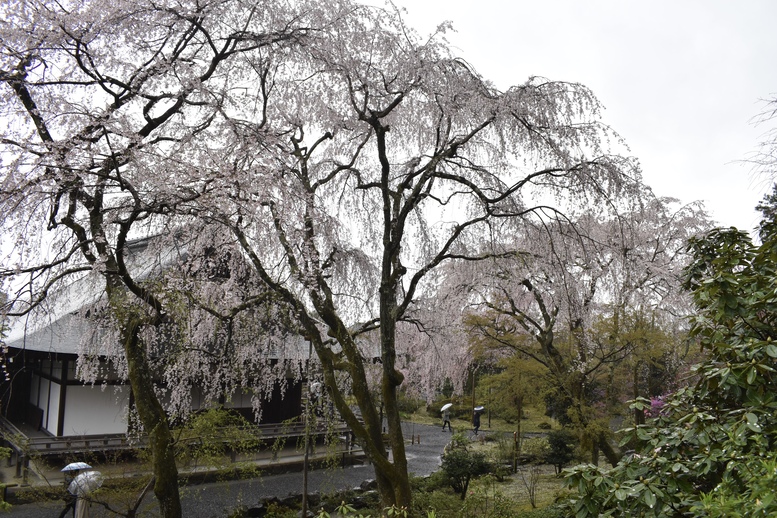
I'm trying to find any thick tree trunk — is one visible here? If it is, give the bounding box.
[342,374,409,509]
[633,361,645,426]
[297,298,409,511]
[376,305,412,509]
[344,350,411,509]
[382,373,412,509]
[598,436,621,468]
[315,329,406,509]
[122,317,182,518]
[372,117,413,511]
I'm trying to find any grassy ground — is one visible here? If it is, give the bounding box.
[468,465,568,510]
[469,433,570,510]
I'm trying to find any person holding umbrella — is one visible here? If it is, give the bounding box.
[58,462,91,518]
[441,403,452,431]
[58,484,77,518]
[69,471,103,518]
[473,406,484,435]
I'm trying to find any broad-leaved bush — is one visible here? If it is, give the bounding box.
[564,197,777,517]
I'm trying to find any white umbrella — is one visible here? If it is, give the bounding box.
[68,471,104,497]
[474,406,485,413]
[61,462,92,472]
[441,403,453,412]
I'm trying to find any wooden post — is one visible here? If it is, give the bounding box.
[513,432,518,473]
[21,456,29,485]
[488,387,491,429]
[6,447,14,468]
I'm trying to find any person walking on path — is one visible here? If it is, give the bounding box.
[58,470,78,518]
[472,410,481,435]
[442,408,452,431]
[57,491,76,518]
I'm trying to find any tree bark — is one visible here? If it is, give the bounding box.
[634,361,645,427]
[120,315,182,518]
[598,436,621,467]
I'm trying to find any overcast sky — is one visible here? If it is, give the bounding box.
[383,0,777,232]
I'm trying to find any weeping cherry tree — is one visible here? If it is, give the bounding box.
[190,1,647,508]
[0,1,317,516]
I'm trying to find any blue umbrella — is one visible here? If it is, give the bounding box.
[61,462,92,472]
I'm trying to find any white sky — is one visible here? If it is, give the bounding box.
[385,0,777,232]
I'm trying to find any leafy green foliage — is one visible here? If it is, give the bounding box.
[395,389,425,415]
[563,209,777,516]
[413,476,568,518]
[474,353,546,425]
[441,438,493,500]
[264,501,298,518]
[0,445,10,511]
[441,377,455,399]
[520,437,550,464]
[314,501,429,518]
[512,506,567,518]
[174,408,261,471]
[459,489,519,517]
[442,448,492,498]
[756,183,777,240]
[544,429,577,475]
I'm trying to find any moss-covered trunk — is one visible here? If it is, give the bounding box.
[316,317,411,510]
[121,316,182,518]
[378,315,412,510]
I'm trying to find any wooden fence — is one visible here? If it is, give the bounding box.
[1,416,358,483]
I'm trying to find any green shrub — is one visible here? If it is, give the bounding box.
[175,407,260,467]
[520,437,550,464]
[396,390,424,414]
[441,448,492,499]
[0,447,10,512]
[265,501,298,517]
[412,472,450,493]
[514,504,566,518]
[564,221,777,517]
[492,433,516,466]
[460,489,517,517]
[544,429,577,475]
[412,489,460,517]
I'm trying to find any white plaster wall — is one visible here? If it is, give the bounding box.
[44,381,60,435]
[61,385,129,436]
